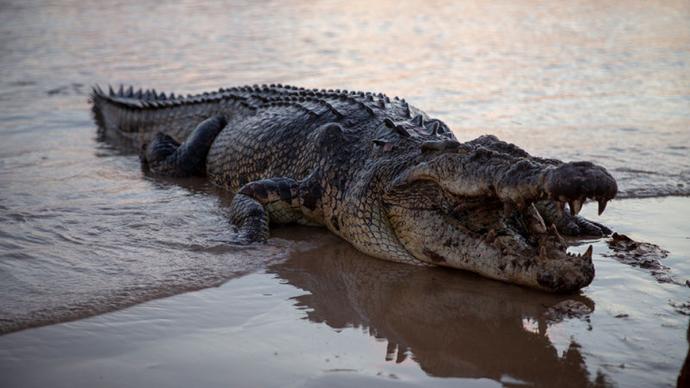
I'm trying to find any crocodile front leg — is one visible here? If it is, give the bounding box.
[229,176,324,243]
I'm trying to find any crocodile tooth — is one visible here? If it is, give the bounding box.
[598,198,608,215]
[118,84,124,96]
[108,85,115,96]
[523,203,547,235]
[126,86,134,97]
[583,245,593,259]
[547,224,566,245]
[569,199,583,216]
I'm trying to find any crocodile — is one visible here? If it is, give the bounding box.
[90,83,617,293]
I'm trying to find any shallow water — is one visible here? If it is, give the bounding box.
[1,199,689,387]
[0,0,689,386]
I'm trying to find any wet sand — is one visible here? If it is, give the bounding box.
[1,197,688,387]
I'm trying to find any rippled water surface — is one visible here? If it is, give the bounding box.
[0,0,689,386]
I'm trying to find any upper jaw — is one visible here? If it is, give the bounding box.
[393,152,617,223]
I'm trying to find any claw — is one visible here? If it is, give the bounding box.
[598,198,608,215]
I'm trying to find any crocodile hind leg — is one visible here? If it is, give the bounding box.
[141,115,227,177]
[229,177,316,243]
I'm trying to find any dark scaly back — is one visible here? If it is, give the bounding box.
[90,83,455,185]
[91,84,450,141]
[200,85,455,190]
[204,85,404,189]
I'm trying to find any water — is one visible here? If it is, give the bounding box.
[0,0,689,386]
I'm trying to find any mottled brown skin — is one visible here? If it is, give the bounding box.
[91,83,617,292]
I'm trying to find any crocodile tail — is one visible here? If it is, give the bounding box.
[90,84,229,148]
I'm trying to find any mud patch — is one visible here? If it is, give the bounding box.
[602,233,682,285]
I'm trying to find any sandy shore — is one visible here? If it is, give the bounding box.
[1,197,688,387]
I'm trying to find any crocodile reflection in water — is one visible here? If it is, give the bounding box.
[268,234,610,387]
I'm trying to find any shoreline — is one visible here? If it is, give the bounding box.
[1,196,688,387]
[1,196,687,336]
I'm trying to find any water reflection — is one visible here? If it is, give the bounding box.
[269,237,609,386]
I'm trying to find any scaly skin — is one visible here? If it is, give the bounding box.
[90,83,617,292]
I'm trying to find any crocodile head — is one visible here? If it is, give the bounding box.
[380,141,616,293]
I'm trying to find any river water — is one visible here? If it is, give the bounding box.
[0,0,689,386]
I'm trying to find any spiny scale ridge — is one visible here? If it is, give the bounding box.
[91,83,401,118]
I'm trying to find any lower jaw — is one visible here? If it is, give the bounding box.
[426,246,592,293]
